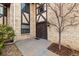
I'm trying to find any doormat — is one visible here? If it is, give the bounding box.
[48,43,79,56]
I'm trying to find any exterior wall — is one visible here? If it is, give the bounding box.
[0,4,5,24]
[30,4,36,39]
[14,3,36,41]
[0,17,3,24]
[0,3,14,26]
[1,3,79,51]
[0,4,3,24]
[47,3,79,51]
[8,4,14,28]
[7,6,10,25]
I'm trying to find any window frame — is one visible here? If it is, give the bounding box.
[0,4,7,25]
[21,3,30,13]
[38,5,44,14]
[21,3,30,34]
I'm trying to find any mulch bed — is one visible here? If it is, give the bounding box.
[48,43,79,56]
[1,43,22,56]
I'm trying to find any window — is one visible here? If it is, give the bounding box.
[21,3,30,13]
[0,4,7,25]
[4,8,7,16]
[21,23,30,33]
[37,4,47,14]
[21,3,30,34]
[38,5,44,14]
[0,6,3,17]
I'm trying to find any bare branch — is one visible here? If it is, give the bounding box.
[59,3,63,17]
[50,23,59,28]
[48,4,60,28]
[48,3,79,32]
[47,21,59,29]
[61,22,79,32]
[55,3,60,9]
[47,4,57,14]
[64,3,76,17]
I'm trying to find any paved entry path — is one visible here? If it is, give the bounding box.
[15,39,58,56]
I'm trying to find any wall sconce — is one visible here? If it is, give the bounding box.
[47,21,50,27]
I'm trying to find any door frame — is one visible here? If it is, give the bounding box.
[35,3,48,40]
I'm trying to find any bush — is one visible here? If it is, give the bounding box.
[0,42,4,55]
[0,25,15,41]
[0,24,15,55]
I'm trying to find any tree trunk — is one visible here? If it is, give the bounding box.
[59,29,61,51]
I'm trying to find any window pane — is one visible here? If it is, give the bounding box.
[21,23,30,33]
[22,24,30,29]
[21,3,30,34]
[0,4,7,25]
[21,3,30,13]
[0,4,4,24]
[0,7,3,16]
[37,4,45,14]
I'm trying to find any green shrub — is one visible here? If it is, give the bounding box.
[0,24,15,55]
[0,24,15,41]
[0,42,4,55]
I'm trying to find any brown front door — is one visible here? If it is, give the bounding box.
[36,21,47,39]
[36,3,47,39]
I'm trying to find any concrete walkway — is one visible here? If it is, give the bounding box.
[15,39,58,56]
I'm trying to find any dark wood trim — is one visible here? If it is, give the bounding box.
[36,4,47,23]
[2,3,10,7]
[36,3,45,9]
[22,12,30,24]
[6,7,7,25]
[36,21,46,24]
[0,4,6,8]
[0,3,9,25]
[37,15,41,22]
[21,11,22,34]
[40,13,47,21]
[3,7,5,25]
[36,10,47,16]
[29,4,30,31]
[46,4,48,40]
[21,3,30,34]
[36,3,47,40]
[37,13,47,22]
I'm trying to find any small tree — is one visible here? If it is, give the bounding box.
[48,3,79,50]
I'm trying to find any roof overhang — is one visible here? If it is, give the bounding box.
[1,3,10,7]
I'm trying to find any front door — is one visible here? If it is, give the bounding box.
[36,3,47,39]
